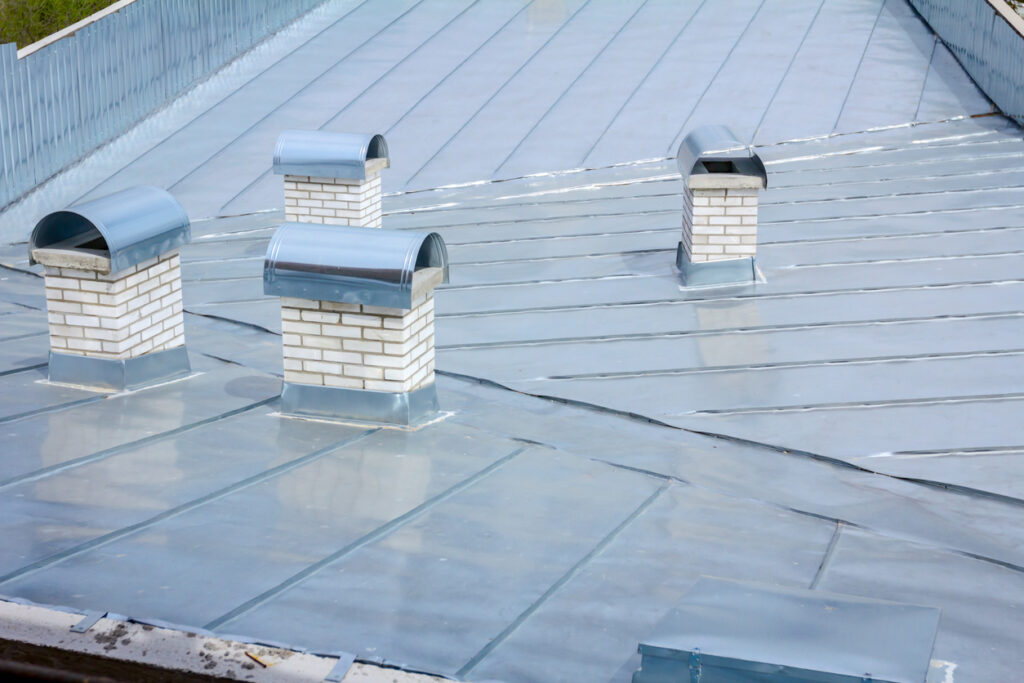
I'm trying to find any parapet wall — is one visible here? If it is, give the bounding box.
[909,0,1024,125]
[0,0,323,211]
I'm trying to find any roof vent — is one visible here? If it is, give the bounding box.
[273,130,389,228]
[675,125,766,287]
[29,186,191,391]
[264,222,447,425]
[633,577,940,683]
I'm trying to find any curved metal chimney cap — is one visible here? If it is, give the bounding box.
[263,223,448,310]
[273,130,390,180]
[29,185,191,274]
[676,125,767,188]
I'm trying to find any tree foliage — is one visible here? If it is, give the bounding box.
[0,0,116,48]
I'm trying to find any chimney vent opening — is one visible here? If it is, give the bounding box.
[701,160,738,174]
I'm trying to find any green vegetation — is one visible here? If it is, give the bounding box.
[0,0,115,48]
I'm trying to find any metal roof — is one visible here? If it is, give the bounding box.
[0,1,1023,682]
[0,0,998,239]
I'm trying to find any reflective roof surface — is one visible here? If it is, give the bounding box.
[1,0,1023,681]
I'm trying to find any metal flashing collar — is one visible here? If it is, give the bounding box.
[281,382,439,426]
[48,347,191,392]
[263,222,448,310]
[29,186,191,274]
[273,130,390,180]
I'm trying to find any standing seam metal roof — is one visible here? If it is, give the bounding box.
[0,1,1023,681]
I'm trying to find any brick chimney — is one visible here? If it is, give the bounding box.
[29,186,192,391]
[273,130,389,228]
[676,126,766,286]
[264,222,448,426]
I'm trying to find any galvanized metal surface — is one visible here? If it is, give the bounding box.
[910,0,1024,125]
[30,185,190,273]
[633,577,940,683]
[675,125,767,188]
[1,114,1023,682]
[0,0,999,240]
[675,255,756,287]
[263,223,448,309]
[273,130,389,180]
[47,346,191,392]
[0,2,1023,682]
[280,381,439,426]
[0,0,324,212]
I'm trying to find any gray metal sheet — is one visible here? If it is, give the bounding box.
[280,381,439,426]
[0,337,49,375]
[214,448,662,675]
[634,576,939,683]
[0,406,362,578]
[752,0,896,144]
[833,0,941,133]
[1,2,1024,681]
[164,0,469,219]
[0,365,97,421]
[440,314,1024,381]
[0,0,996,238]
[762,134,1024,170]
[0,425,528,628]
[183,312,285,376]
[0,361,280,484]
[436,377,1024,573]
[762,205,1024,243]
[663,0,828,151]
[493,0,706,180]
[670,397,1024,501]
[434,281,1024,348]
[467,485,835,683]
[816,528,1024,682]
[526,352,1024,418]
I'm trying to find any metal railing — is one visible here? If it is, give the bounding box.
[909,0,1024,127]
[0,0,322,211]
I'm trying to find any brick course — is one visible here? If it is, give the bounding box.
[281,294,435,393]
[283,173,382,227]
[682,185,758,263]
[43,250,185,359]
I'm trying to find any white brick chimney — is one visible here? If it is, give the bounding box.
[39,252,184,359]
[29,186,192,390]
[280,287,437,394]
[682,178,760,264]
[676,126,766,286]
[274,130,389,228]
[264,222,448,425]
